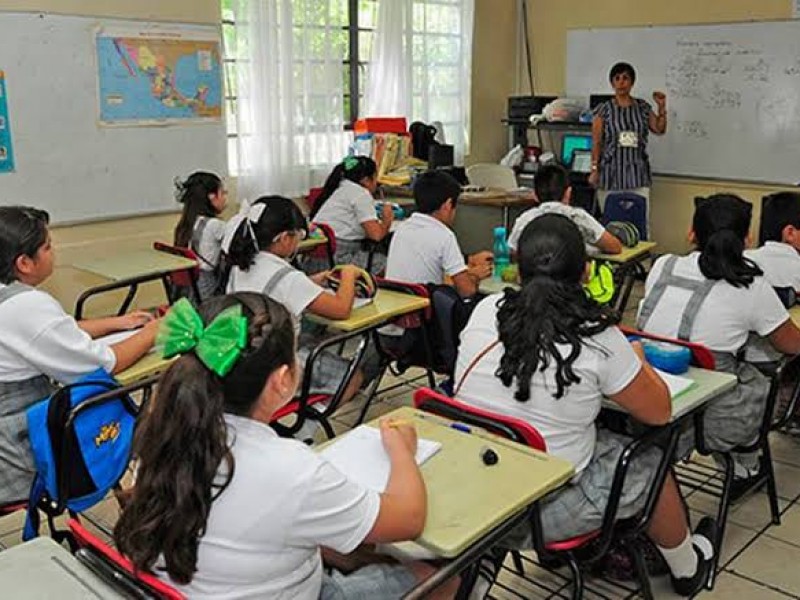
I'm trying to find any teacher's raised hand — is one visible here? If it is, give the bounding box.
[653,90,667,109]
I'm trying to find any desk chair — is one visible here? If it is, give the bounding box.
[602,192,648,241]
[622,327,791,589]
[465,164,518,190]
[68,519,185,600]
[414,388,678,600]
[152,242,202,303]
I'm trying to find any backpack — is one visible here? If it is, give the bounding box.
[23,368,137,540]
[423,284,477,377]
[409,121,440,162]
[603,192,648,241]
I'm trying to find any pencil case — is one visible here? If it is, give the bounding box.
[375,202,405,220]
[643,340,691,375]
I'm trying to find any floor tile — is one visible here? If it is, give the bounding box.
[688,510,760,567]
[764,502,800,548]
[703,570,795,598]
[687,489,787,531]
[728,535,800,596]
[769,432,800,469]
[774,460,800,501]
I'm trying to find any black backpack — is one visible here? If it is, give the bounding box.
[409,121,439,162]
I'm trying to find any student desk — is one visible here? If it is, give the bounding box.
[0,537,124,599]
[790,305,800,327]
[115,352,175,387]
[479,277,519,296]
[595,240,657,315]
[454,191,537,256]
[601,367,737,422]
[307,289,429,332]
[71,249,197,319]
[298,234,328,253]
[359,407,573,599]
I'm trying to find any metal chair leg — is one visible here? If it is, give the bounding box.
[707,451,734,590]
[762,442,781,526]
[565,556,583,600]
[629,537,654,600]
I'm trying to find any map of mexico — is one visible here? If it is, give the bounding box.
[96,28,222,125]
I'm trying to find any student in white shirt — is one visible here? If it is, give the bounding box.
[744,192,800,365]
[225,196,373,424]
[455,214,715,598]
[173,171,228,300]
[508,164,622,256]
[386,170,493,297]
[638,194,800,492]
[115,293,455,599]
[310,156,393,273]
[0,206,159,504]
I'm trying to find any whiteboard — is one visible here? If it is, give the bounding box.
[0,12,226,223]
[567,21,800,184]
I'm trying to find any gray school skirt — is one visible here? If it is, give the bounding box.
[504,429,662,546]
[320,564,417,600]
[0,376,56,504]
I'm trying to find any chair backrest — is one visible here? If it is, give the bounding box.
[307,222,337,263]
[152,242,200,288]
[466,163,518,191]
[413,388,547,451]
[305,187,325,214]
[68,519,186,600]
[377,278,432,326]
[602,192,648,240]
[619,326,716,370]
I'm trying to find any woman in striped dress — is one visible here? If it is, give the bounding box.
[589,62,667,225]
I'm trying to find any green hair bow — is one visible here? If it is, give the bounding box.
[157,298,248,377]
[342,155,359,171]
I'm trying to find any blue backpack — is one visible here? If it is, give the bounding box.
[23,368,137,540]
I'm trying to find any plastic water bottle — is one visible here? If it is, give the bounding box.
[493,226,510,279]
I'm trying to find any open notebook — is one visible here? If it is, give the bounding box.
[655,368,695,399]
[320,425,441,493]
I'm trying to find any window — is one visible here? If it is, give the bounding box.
[221,0,377,173]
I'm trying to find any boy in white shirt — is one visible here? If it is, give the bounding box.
[385,170,492,297]
[744,192,800,365]
[508,164,622,256]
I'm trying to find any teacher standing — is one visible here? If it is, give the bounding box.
[589,62,667,226]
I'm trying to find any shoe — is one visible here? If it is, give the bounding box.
[729,466,766,502]
[670,517,717,597]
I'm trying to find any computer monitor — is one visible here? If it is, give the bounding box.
[571,149,593,174]
[561,134,592,166]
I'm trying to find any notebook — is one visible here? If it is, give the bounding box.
[320,424,442,492]
[655,368,695,399]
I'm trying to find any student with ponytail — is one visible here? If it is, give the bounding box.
[223,196,374,435]
[0,206,159,504]
[310,156,392,272]
[115,293,451,599]
[455,214,715,597]
[173,171,228,299]
[639,194,800,493]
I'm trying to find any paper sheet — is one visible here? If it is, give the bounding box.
[320,425,441,492]
[655,368,695,399]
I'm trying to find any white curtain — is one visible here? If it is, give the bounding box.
[233,0,349,202]
[363,0,475,161]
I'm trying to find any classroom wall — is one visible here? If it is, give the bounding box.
[0,0,219,22]
[525,0,796,253]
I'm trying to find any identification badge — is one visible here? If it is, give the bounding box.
[618,131,638,147]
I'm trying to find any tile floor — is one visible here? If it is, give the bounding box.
[3,278,800,598]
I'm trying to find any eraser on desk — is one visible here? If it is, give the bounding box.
[643,341,691,375]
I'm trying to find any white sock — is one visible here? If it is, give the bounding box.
[657,533,698,579]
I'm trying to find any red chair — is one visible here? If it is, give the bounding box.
[618,325,715,369]
[68,519,184,599]
[152,242,202,303]
[414,388,679,600]
[303,222,337,270]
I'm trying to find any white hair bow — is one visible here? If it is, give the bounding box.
[221,201,266,254]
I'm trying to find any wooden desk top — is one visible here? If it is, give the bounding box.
[72,248,197,282]
[602,366,737,421]
[790,306,800,327]
[116,351,175,386]
[595,241,657,264]
[307,289,429,332]
[0,537,124,598]
[366,407,574,558]
[479,277,519,295]
[459,189,537,208]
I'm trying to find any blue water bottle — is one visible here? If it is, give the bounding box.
[493,226,510,279]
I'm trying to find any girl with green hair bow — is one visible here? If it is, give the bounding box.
[115,292,457,599]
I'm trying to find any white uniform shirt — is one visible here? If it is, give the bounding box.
[385,212,467,284]
[508,202,606,252]
[172,414,380,599]
[640,252,788,354]
[743,242,800,362]
[193,217,227,272]
[455,294,641,473]
[313,179,377,242]
[227,252,324,333]
[0,285,116,382]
